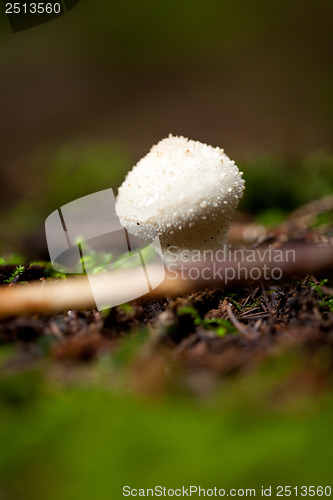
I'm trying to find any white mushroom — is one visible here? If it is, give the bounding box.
[116,134,245,262]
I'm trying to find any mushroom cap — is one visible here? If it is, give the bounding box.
[116,135,245,258]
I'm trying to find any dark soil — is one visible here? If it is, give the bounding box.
[1,256,333,398]
[0,210,332,402]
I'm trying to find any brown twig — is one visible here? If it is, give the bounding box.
[0,242,332,317]
[227,304,259,340]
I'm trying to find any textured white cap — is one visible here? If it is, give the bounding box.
[116,135,245,261]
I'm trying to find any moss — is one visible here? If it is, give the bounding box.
[178,305,236,337]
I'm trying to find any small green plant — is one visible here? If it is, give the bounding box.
[82,250,114,275]
[4,265,25,284]
[118,303,134,314]
[309,278,333,311]
[75,237,153,275]
[178,306,237,337]
[321,299,333,312]
[227,295,242,311]
[29,261,67,280]
[75,238,114,275]
[309,278,329,297]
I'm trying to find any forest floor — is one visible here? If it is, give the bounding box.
[0,210,333,500]
[1,214,332,400]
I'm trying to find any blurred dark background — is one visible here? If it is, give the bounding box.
[0,0,332,256]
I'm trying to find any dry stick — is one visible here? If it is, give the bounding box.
[227,304,259,340]
[0,266,188,317]
[0,243,332,317]
[0,266,189,317]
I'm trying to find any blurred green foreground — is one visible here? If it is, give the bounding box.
[0,346,333,500]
